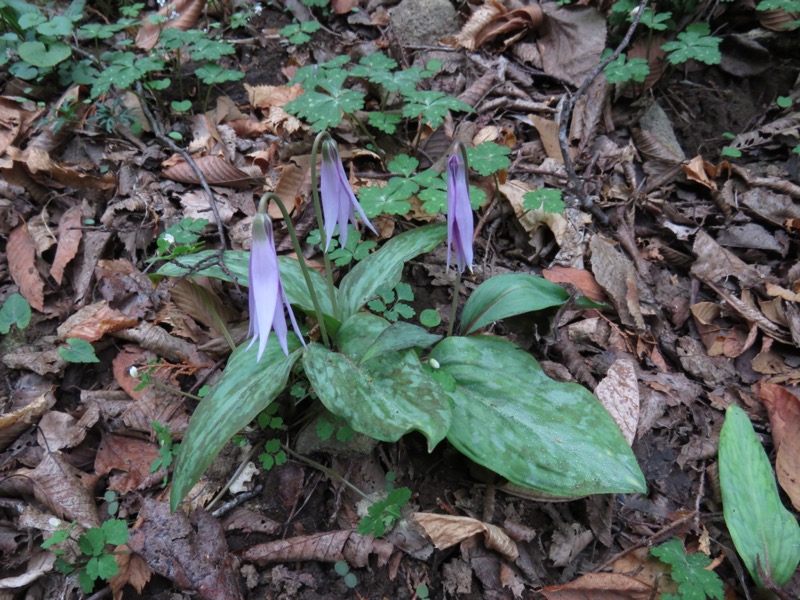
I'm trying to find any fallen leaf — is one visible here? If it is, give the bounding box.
[135,0,207,50]
[162,155,257,189]
[50,204,83,285]
[128,499,242,600]
[36,410,92,451]
[757,382,800,510]
[536,5,606,86]
[95,432,163,494]
[109,545,152,600]
[0,376,56,451]
[590,235,645,330]
[0,550,55,590]
[240,529,393,568]
[30,451,100,530]
[594,358,639,445]
[540,572,653,599]
[683,155,717,190]
[7,223,45,312]
[411,512,518,561]
[56,301,138,342]
[542,266,606,304]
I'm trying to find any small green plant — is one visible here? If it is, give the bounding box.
[465,142,511,176]
[661,23,722,66]
[103,490,119,516]
[42,519,129,594]
[603,52,650,84]
[367,282,415,322]
[415,583,430,599]
[258,403,283,430]
[150,422,179,486]
[419,309,441,328]
[259,438,287,470]
[150,217,208,262]
[776,95,793,109]
[59,338,100,363]
[334,560,358,588]
[315,414,355,442]
[0,293,31,334]
[279,20,321,44]
[650,538,724,600]
[357,487,412,537]
[523,188,566,213]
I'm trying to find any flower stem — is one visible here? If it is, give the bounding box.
[447,270,462,337]
[259,193,330,348]
[310,131,340,319]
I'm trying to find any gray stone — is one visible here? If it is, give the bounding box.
[390,0,459,46]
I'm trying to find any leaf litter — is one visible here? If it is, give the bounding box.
[0,0,798,598]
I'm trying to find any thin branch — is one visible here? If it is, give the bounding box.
[557,0,649,224]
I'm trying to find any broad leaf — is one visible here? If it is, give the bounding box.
[59,338,100,363]
[338,224,446,319]
[719,404,800,587]
[155,250,335,317]
[303,314,451,450]
[359,321,441,364]
[430,336,646,496]
[460,273,569,335]
[18,41,71,67]
[0,293,31,333]
[171,339,301,512]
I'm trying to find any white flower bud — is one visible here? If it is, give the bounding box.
[129,366,139,378]
[163,233,175,245]
[429,358,440,370]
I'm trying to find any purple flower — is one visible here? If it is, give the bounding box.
[248,213,305,359]
[320,138,377,251]
[446,148,474,273]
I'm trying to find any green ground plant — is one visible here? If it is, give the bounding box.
[41,519,129,594]
[650,538,724,600]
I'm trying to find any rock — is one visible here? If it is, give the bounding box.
[390,0,459,46]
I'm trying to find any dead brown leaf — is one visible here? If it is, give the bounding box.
[589,235,645,330]
[756,382,800,510]
[7,223,45,312]
[537,5,606,87]
[50,204,83,285]
[7,147,116,190]
[0,376,56,451]
[109,545,152,600]
[30,451,100,530]
[135,0,207,50]
[412,512,519,561]
[162,155,257,189]
[0,550,55,591]
[128,499,242,600]
[273,154,312,218]
[0,96,41,155]
[455,1,544,50]
[56,301,138,342]
[594,358,639,445]
[540,572,654,599]
[169,280,237,339]
[240,530,393,568]
[691,230,762,288]
[683,155,717,190]
[542,266,606,304]
[37,410,93,452]
[95,433,163,494]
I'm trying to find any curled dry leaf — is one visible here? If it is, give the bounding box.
[30,451,100,530]
[109,545,152,600]
[136,0,207,50]
[757,7,799,31]
[0,161,50,203]
[162,154,257,189]
[594,358,639,445]
[0,550,56,591]
[95,433,163,494]
[169,280,238,339]
[27,85,87,154]
[50,204,83,285]
[57,301,138,342]
[757,382,800,510]
[272,154,312,219]
[7,223,45,312]
[455,1,544,50]
[7,147,116,190]
[240,530,394,568]
[542,266,606,304]
[540,572,653,600]
[0,96,41,155]
[683,155,717,191]
[411,512,519,561]
[0,376,55,451]
[128,499,242,600]
[37,410,92,452]
[536,5,606,87]
[589,235,645,330]
[690,230,762,288]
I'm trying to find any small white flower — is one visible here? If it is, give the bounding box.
[169,9,179,20]
[157,0,166,6]
[163,233,175,245]
[48,517,62,527]
[129,366,139,378]
[253,2,263,15]
[429,358,440,370]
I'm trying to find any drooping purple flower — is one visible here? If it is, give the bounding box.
[446,147,474,273]
[248,213,305,359]
[320,137,377,251]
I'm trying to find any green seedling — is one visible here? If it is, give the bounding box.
[59,338,100,363]
[357,487,412,537]
[0,293,31,334]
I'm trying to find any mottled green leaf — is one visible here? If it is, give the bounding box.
[303,314,451,450]
[359,321,441,364]
[719,404,800,587]
[171,339,301,512]
[430,336,646,496]
[338,224,446,319]
[460,273,570,334]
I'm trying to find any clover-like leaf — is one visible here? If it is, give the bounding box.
[661,23,722,65]
[402,90,473,128]
[466,142,511,176]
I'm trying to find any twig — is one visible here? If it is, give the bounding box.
[557,0,649,224]
[134,82,230,256]
[211,484,264,518]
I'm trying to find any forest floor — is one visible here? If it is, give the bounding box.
[1,0,800,598]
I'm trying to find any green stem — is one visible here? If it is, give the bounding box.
[282,443,370,500]
[447,270,462,337]
[345,113,381,156]
[310,131,340,319]
[260,194,330,348]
